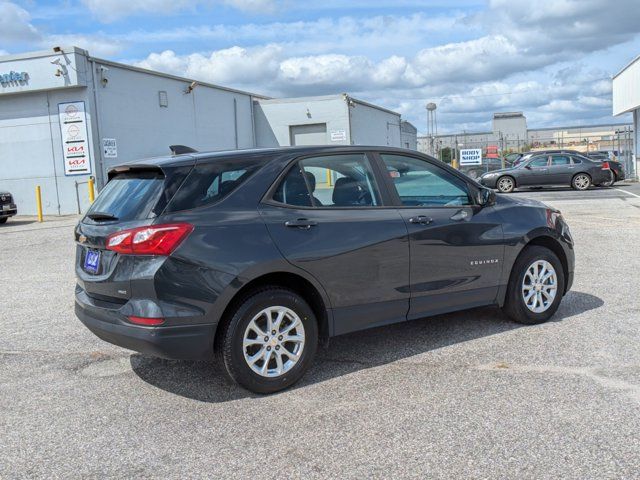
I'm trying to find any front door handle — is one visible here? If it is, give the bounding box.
[450,209,470,221]
[408,215,433,225]
[285,218,318,230]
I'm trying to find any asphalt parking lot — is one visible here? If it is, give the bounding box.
[1,184,640,478]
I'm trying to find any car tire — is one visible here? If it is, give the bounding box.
[597,171,616,187]
[497,176,515,193]
[571,173,591,190]
[0,217,7,224]
[502,246,565,325]
[216,287,318,394]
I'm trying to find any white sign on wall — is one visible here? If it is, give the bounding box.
[330,129,347,142]
[58,101,92,176]
[102,138,118,158]
[460,148,482,165]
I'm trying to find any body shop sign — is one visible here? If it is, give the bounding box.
[58,102,92,176]
[460,148,482,165]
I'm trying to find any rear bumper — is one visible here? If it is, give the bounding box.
[75,291,215,360]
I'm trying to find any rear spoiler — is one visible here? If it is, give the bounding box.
[170,145,198,155]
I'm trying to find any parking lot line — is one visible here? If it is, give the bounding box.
[614,187,640,198]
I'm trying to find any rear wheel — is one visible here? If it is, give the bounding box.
[571,173,591,190]
[216,287,318,394]
[497,176,515,193]
[597,171,615,187]
[503,246,565,325]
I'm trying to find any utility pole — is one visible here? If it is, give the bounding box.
[426,102,437,156]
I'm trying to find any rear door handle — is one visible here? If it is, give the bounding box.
[285,218,318,229]
[408,215,433,225]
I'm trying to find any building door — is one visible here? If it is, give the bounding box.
[289,123,327,146]
[0,92,61,215]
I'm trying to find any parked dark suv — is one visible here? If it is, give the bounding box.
[75,146,574,393]
[0,191,17,223]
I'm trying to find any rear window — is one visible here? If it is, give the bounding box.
[166,157,264,212]
[86,170,165,222]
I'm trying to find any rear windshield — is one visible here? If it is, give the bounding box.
[86,170,165,222]
[165,157,264,212]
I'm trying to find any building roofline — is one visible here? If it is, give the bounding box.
[0,46,271,100]
[420,121,633,139]
[0,46,88,62]
[89,56,270,100]
[527,121,633,132]
[613,54,640,79]
[256,93,401,116]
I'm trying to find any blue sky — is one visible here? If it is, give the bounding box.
[2,0,638,133]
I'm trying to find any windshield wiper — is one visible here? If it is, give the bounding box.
[87,211,118,221]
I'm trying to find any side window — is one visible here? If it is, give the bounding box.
[166,158,262,212]
[379,154,472,207]
[529,156,549,167]
[571,157,582,164]
[550,155,570,166]
[272,154,381,207]
[272,165,312,207]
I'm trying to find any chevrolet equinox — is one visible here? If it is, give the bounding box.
[75,146,574,393]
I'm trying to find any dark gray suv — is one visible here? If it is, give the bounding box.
[75,146,574,393]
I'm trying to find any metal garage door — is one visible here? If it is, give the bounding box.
[289,123,327,146]
[0,92,60,215]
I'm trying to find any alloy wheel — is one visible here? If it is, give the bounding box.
[521,260,557,313]
[242,306,305,378]
[573,174,590,190]
[498,177,514,192]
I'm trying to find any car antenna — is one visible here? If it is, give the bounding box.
[170,145,198,155]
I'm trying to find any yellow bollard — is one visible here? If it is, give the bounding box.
[452,158,459,169]
[88,178,95,203]
[35,185,43,222]
[326,168,332,187]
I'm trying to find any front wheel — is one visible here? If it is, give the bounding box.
[497,176,515,193]
[0,217,7,224]
[571,173,591,190]
[502,246,565,325]
[216,287,318,394]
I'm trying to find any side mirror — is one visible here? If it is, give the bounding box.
[478,187,496,207]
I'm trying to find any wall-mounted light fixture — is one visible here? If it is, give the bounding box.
[306,108,312,118]
[98,65,109,86]
[185,81,197,94]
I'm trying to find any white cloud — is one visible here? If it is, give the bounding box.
[0,1,40,44]
[80,0,276,21]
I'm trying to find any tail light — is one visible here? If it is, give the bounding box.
[601,161,610,170]
[106,223,193,255]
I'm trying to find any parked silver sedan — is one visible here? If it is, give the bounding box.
[479,152,611,193]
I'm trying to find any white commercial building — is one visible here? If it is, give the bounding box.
[254,94,411,148]
[1,47,416,216]
[613,54,640,178]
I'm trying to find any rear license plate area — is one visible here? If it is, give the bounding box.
[84,249,101,274]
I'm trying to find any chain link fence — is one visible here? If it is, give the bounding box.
[420,127,636,181]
